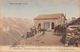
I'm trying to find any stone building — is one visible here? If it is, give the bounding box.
[34,13,66,31]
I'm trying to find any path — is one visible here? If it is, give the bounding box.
[18,31,63,46]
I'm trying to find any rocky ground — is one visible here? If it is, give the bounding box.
[0,18,33,45]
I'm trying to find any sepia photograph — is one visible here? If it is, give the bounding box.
[0,0,80,52]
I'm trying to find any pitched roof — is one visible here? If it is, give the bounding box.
[34,13,65,20]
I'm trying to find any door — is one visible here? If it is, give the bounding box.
[52,22,54,29]
[44,22,50,30]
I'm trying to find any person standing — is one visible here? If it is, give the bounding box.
[37,23,41,33]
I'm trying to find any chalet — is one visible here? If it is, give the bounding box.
[34,13,66,31]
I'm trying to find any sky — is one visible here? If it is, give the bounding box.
[1,0,80,19]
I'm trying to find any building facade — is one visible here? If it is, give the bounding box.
[34,13,66,31]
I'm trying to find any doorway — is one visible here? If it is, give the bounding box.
[52,22,54,29]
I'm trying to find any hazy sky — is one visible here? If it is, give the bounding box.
[2,0,80,19]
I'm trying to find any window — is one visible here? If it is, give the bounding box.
[44,22,50,30]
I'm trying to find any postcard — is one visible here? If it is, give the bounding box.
[0,0,80,52]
